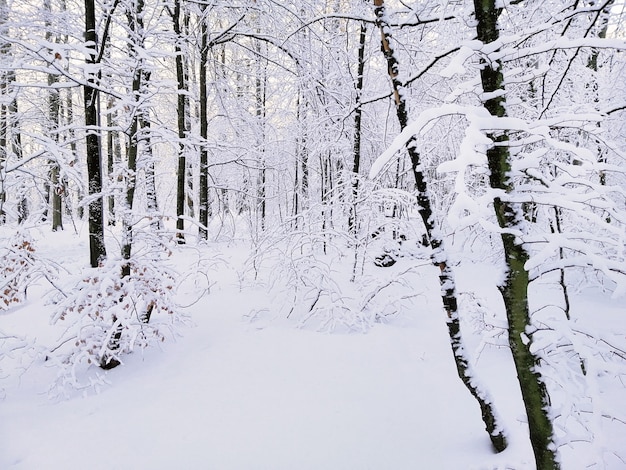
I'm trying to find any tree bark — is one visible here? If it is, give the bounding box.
[472,1,558,467]
[120,71,141,278]
[45,0,63,232]
[172,0,187,244]
[139,76,160,232]
[374,0,507,452]
[84,0,107,267]
[0,0,9,224]
[106,96,117,226]
[349,22,366,237]
[255,30,266,234]
[199,8,209,240]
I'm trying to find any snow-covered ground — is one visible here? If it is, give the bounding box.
[1,227,624,469]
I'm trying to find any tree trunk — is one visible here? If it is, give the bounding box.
[48,79,63,231]
[374,0,507,452]
[198,9,209,240]
[349,22,366,237]
[0,90,5,225]
[172,0,187,244]
[255,32,266,234]
[138,76,160,232]
[84,0,107,267]
[8,81,24,223]
[472,1,558,467]
[120,74,140,278]
[293,93,309,229]
[45,0,63,232]
[106,96,117,226]
[121,0,147,278]
[0,0,9,224]
[61,18,79,221]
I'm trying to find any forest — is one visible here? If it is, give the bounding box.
[1,0,625,468]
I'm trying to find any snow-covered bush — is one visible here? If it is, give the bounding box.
[248,228,429,333]
[0,231,56,310]
[0,330,36,399]
[49,256,181,389]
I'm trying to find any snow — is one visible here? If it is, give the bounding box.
[439,42,482,79]
[1,227,625,469]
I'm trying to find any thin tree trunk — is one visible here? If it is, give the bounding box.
[48,83,63,231]
[45,0,63,231]
[100,0,146,370]
[0,0,26,225]
[84,0,107,267]
[9,85,23,220]
[121,74,140,278]
[255,32,266,234]
[472,1,558,467]
[349,22,366,237]
[61,21,80,220]
[121,0,148,278]
[374,0,507,452]
[199,9,209,240]
[0,0,9,224]
[172,0,187,244]
[587,1,613,224]
[0,86,6,225]
[106,97,117,226]
[138,77,160,232]
[293,93,309,228]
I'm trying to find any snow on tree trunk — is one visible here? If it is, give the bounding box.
[472,0,559,467]
[84,0,107,267]
[199,8,209,240]
[373,0,507,452]
[172,0,187,244]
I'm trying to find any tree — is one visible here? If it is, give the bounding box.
[84,0,108,267]
[120,0,147,278]
[348,21,367,238]
[0,0,10,224]
[45,0,63,232]
[372,0,507,451]
[198,4,210,240]
[471,1,558,466]
[171,0,188,244]
[0,0,26,225]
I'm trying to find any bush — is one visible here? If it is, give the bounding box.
[49,256,181,390]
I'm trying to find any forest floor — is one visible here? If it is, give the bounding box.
[0,225,625,469]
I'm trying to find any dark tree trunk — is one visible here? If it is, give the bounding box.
[374,0,507,452]
[100,0,149,370]
[198,10,209,240]
[121,0,147,278]
[172,0,187,244]
[121,75,140,278]
[349,22,366,237]
[84,0,107,267]
[588,1,613,203]
[473,1,558,467]
[106,96,117,226]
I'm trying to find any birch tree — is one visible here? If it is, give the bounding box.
[372,0,507,452]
